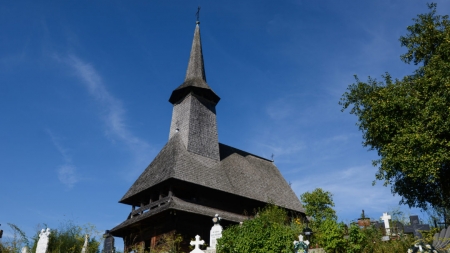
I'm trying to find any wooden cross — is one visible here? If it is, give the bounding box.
[380,212,391,235]
[190,235,204,252]
[404,215,430,239]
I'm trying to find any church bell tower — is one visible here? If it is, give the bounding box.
[168,21,220,161]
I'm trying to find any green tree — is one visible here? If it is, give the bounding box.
[319,219,346,253]
[347,224,365,253]
[300,188,337,228]
[300,188,343,250]
[216,205,302,253]
[340,3,450,212]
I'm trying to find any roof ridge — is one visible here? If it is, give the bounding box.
[219,142,273,162]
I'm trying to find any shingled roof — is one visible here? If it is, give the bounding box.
[120,133,304,213]
[118,21,304,223]
[111,196,249,234]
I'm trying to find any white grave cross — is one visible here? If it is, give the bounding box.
[81,234,89,253]
[298,234,309,245]
[190,235,205,253]
[380,212,392,236]
[293,234,309,253]
[36,228,51,253]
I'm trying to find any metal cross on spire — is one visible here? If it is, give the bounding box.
[196,6,201,23]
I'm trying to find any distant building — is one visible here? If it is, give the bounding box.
[110,21,305,252]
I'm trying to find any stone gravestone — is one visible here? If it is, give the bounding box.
[102,230,115,253]
[207,214,223,250]
[36,228,51,253]
[404,215,430,239]
[432,225,450,250]
[81,234,89,253]
[21,247,29,253]
[190,235,205,253]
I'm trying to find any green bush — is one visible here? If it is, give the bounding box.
[319,218,346,253]
[217,205,303,253]
[345,224,414,253]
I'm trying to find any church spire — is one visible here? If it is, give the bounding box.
[185,22,206,82]
[169,21,220,105]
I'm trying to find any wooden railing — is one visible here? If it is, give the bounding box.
[130,196,171,218]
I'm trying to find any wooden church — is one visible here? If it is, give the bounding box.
[109,21,305,252]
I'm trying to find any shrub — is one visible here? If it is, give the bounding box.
[217,205,302,253]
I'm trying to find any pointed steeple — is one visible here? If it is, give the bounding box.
[169,22,220,105]
[185,21,207,82]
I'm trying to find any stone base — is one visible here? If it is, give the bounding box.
[309,248,326,253]
[204,249,216,253]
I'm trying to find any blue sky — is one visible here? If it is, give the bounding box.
[1,0,449,249]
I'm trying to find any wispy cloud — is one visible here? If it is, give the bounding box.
[59,54,153,180]
[47,129,79,188]
[57,164,78,189]
[47,129,72,163]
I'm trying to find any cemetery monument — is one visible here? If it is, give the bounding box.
[81,234,89,253]
[102,230,115,253]
[207,214,223,250]
[36,228,51,253]
[190,235,205,253]
[380,212,391,236]
[404,215,430,238]
[293,234,309,253]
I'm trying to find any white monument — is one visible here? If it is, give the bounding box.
[380,212,392,236]
[81,234,89,253]
[21,246,29,253]
[190,235,205,253]
[293,234,309,253]
[207,214,223,250]
[36,228,51,253]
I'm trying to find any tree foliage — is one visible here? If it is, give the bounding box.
[300,188,337,227]
[318,219,347,253]
[40,221,100,253]
[216,205,302,253]
[340,3,450,211]
[300,188,344,251]
[216,197,415,252]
